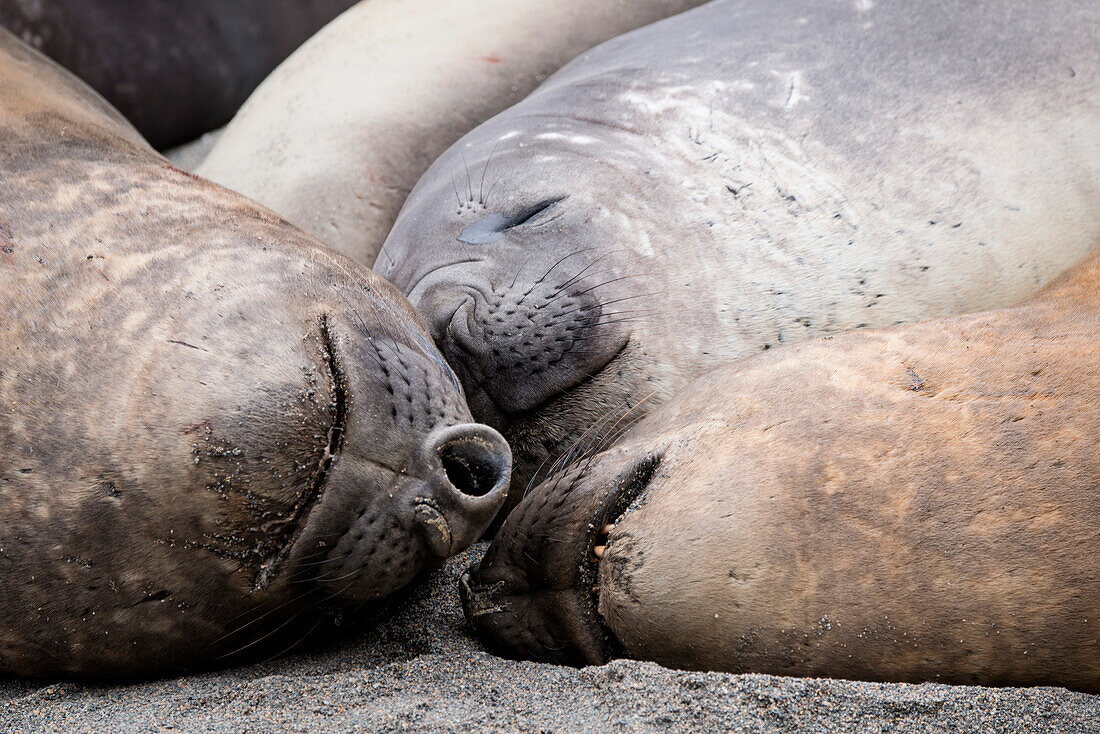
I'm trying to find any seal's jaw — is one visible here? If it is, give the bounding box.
[280,422,511,606]
[460,449,661,665]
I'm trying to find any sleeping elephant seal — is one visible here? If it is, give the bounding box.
[462,240,1100,692]
[0,29,510,679]
[377,0,1100,509]
[0,0,358,148]
[196,0,707,264]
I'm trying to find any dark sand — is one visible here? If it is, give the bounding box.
[2,544,1097,733]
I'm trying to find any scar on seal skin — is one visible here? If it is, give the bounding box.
[463,240,1100,693]
[378,0,1100,513]
[0,28,510,679]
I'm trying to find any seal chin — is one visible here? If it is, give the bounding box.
[460,449,661,665]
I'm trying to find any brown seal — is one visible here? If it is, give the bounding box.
[0,29,510,679]
[462,241,1100,692]
[377,0,1100,512]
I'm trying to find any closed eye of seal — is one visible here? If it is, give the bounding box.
[457,196,568,245]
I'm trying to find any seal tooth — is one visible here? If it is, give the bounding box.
[592,523,614,561]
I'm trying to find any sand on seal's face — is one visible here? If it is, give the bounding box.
[0,27,511,679]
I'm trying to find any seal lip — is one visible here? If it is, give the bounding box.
[253,313,350,592]
[412,497,454,557]
[463,449,663,666]
[578,452,663,656]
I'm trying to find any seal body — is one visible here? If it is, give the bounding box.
[377,0,1100,505]
[0,30,510,679]
[0,0,358,148]
[196,0,706,265]
[462,241,1100,692]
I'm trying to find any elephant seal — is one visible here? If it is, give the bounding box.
[462,240,1100,692]
[0,0,358,148]
[377,0,1100,509]
[0,30,510,679]
[196,0,706,265]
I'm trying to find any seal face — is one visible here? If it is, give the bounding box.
[463,243,1100,692]
[377,0,1100,509]
[0,30,510,679]
[196,0,707,266]
[0,0,358,148]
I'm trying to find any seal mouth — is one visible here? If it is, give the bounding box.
[574,453,662,653]
[252,313,348,592]
[460,450,661,665]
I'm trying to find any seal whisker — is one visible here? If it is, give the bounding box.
[216,599,322,661]
[255,616,327,666]
[545,249,626,293]
[215,586,324,643]
[375,241,396,272]
[240,578,358,664]
[533,247,600,286]
[552,293,663,321]
[450,172,464,209]
[484,178,502,209]
[478,142,500,207]
[312,564,370,585]
[462,150,474,203]
[571,273,656,298]
[591,316,652,328]
[285,553,353,582]
[525,395,646,496]
[510,253,538,289]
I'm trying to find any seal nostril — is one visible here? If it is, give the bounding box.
[439,439,504,498]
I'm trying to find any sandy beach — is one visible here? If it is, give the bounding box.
[2,545,1097,733]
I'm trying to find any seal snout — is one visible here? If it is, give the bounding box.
[426,272,629,421]
[459,449,663,664]
[414,423,511,556]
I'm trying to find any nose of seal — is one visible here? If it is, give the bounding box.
[413,423,512,556]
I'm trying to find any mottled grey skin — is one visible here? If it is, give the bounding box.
[0,0,358,148]
[377,0,1100,509]
[0,30,510,679]
[463,242,1100,692]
